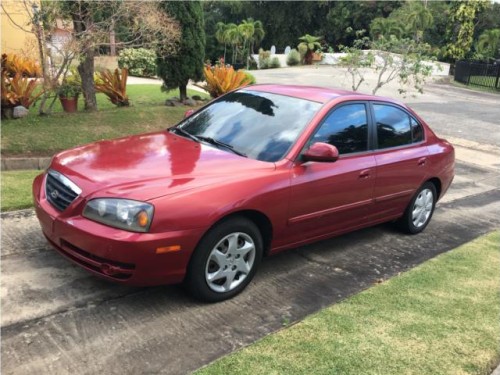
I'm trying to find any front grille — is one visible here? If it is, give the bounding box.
[45,169,81,211]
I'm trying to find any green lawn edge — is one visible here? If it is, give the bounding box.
[196,231,500,375]
[1,170,41,212]
[1,85,208,157]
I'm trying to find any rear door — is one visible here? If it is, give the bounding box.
[369,102,429,221]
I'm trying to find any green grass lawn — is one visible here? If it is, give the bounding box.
[197,232,500,375]
[1,85,207,157]
[1,170,41,211]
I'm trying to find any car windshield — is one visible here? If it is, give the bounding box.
[177,90,321,162]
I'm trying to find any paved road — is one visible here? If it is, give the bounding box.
[2,67,500,374]
[250,66,500,147]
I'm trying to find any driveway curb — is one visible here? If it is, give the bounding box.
[1,157,51,171]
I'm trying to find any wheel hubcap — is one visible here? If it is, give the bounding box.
[412,188,434,228]
[205,232,256,293]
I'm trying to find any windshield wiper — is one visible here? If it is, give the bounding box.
[196,136,247,157]
[169,127,200,143]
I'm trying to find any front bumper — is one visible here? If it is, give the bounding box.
[33,173,205,286]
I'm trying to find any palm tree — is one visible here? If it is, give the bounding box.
[405,3,433,42]
[215,22,229,62]
[225,23,242,65]
[238,19,255,68]
[477,29,500,60]
[248,18,265,54]
[298,34,322,65]
[370,18,404,40]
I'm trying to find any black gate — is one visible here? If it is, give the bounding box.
[454,60,500,91]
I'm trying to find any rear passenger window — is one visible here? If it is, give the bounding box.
[374,104,412,149]
[312,104,368,154]
[411,117,424,142]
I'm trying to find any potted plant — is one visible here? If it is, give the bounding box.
[312,48,324,62]
[58,75,81,113]
[298,34,323,65]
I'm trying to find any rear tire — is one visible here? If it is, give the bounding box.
[185,217,263,302]
[398,182,437,234]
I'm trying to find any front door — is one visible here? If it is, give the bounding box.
[285,103,376,245]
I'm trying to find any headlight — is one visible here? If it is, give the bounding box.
[83,199,154,232]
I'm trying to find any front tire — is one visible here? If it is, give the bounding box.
[185,217,263,302]
[398,182,437,234]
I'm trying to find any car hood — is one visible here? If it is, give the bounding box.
[51,131,275,201]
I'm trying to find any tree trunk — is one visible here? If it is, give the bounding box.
[179,83,188,102]
[78,50,98,111]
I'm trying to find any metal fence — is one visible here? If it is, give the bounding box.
[454,60,500,91]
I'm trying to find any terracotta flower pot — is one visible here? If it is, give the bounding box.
[59,96,78,113]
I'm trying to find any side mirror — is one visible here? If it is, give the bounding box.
[184,109,195,118]
[302,142,339,163]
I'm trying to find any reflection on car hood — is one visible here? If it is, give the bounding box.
[50,131,274,201]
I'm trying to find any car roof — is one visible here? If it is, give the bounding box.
[246,84,400,106]
[247,84,362,104]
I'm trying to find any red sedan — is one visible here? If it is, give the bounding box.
[33,85,455,302]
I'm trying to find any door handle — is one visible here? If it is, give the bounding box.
[359,169,371,179]
[418,157,427,166]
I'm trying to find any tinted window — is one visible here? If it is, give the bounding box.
[411,117,424,142]
[179,90,321,162]
[374,104,412,149]
[312,104,368,154]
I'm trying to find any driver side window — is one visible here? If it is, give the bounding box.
[312,104,368,155]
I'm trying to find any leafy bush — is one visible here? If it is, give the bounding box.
[243,71,256,84]
[270,57,281,68]
[57,69,82,98]
[1,53,41,78]
[94,68,130,106]
[1,73,43,110]
[259,57,270,69]
[196,64,252,98]
[286,49,301,66]
[118,48,157,78]
[258,49,272,69]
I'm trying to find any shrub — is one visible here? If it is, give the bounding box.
[1,53,41,78]
[286,49,301,66]
[1,72,43,113]
[118,48,157,78]
[196,64,252,98]
[258,49,272,69]
[243,71,256,84]
[94,68,130,106]
[270,57,281,68]
[259,57,270,69]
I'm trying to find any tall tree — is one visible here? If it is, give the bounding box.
[157,1,205,102]
[405,2,433,42]
[370,18,405,40]
[57,1,179,111]
[445,0,489,61]
[215,22,229,62]
[476,29,500,60]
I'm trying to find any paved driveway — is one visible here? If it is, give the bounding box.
[2,68,500,375]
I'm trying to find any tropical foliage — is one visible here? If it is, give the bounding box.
[94,68,130,106]
[196,64,252,98]
[298,34,322,65]
[476,29,500,60]
[1,54,42,78]
[1,54,44,114]
[214,19,265,68]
